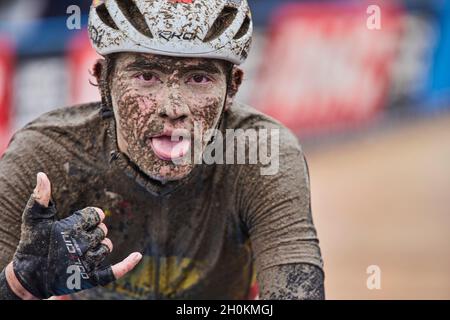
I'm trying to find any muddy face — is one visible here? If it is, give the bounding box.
[109,53,231,183]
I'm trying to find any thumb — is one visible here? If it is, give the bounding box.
[111,252,143,280]
[32,172,51,208]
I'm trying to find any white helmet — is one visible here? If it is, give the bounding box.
[88,0,253,65]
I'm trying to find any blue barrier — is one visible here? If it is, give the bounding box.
[422,0,450,111]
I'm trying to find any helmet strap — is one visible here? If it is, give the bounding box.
[99,57,115,120]
[208,65,234,145]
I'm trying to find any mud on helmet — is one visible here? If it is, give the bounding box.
[88,0,253,65]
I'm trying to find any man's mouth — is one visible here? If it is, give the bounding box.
[149,131,191,161]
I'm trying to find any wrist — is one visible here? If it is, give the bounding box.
[5,262,39,300]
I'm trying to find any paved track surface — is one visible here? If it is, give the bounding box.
[307,113,450,299]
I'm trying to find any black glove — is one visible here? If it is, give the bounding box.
[12,196,115,299]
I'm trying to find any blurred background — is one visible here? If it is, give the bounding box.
[0,0,449,299]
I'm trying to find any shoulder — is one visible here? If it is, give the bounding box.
[22,101,104,135]
[225,101,284,131]
[223,102,310,189]
[224,101,304,157]
[8,102,106,152]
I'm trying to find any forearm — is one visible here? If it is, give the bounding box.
[0,262,37,300]
[258,264,325,300]
[0,265,21,300]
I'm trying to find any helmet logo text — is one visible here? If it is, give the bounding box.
[159,31,200,41]
[169,0,193,4]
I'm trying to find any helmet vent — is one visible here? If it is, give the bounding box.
[116,0,154,38]
[203,6,238,43]
[96,3,119,30]
[233,14,250,40]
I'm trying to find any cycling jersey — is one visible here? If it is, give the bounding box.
[0,101,323,299]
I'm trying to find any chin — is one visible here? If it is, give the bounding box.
[145,164,194,183]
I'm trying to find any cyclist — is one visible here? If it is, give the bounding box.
[0,0,324,300]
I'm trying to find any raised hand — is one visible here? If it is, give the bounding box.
[7,172,142,299]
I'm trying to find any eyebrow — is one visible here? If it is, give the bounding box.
[125,56,222,75]
[177,63,222,75]
[125,58,170,73]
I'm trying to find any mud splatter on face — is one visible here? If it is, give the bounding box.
[110,53,230,182]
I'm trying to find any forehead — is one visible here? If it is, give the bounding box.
[114,52,227,73]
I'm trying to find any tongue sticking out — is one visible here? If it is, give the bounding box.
[150,136,191,161]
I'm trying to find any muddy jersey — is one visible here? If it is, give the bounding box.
[0,101,323,299]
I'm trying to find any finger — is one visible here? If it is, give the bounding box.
[98,223,108,237]
[70,207,103,230]
[111,252,142,280]
[92,266,115,287]
[76,227,106,254]
[84,243,111,268]
[101,238,113,252]
[22,173,56,223]
[95,208,106,222]
[33,172,51,208]
[92,226,107,244]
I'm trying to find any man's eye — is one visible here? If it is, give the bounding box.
[137,73,160,83]
[188,74,212,84]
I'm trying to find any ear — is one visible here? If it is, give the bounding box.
[91,57,116,117]
[225,67,244,111]
[90,58,105,87]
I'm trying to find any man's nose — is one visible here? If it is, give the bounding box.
[157,92,190,121]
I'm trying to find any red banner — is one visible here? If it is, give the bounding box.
[252,2,403,136]
[0,37,14,155]
[67,30,101,106]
